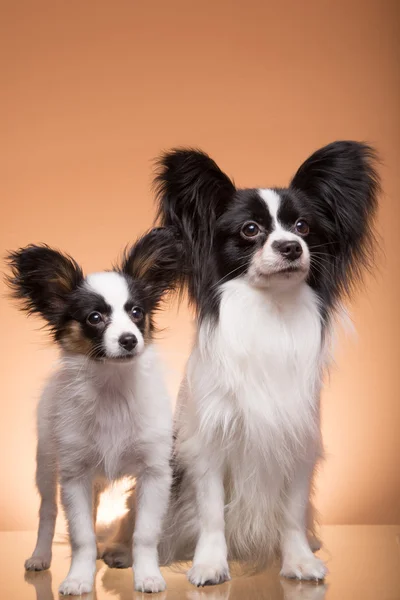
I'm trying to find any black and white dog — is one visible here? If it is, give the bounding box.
[7,228,180,594]
[103,142,379,586]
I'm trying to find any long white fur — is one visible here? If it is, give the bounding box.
[161,189,329,583]
[25,272,172,595]
[106,190,330,583]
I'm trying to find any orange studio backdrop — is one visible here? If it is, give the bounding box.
[0,0,399,532]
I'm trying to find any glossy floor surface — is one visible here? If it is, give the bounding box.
[1,526,399,600]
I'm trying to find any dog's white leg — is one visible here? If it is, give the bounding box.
[59,477,97,596]
[187,462,230,587]
[280,451,327,581]
[133,467,171,593]
[25,437,58,571]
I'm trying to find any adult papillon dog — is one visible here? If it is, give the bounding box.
[6,228,181,595]
[102,142,379,586]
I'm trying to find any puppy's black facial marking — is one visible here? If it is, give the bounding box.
[121,275,153,340]
[57,287,112,359]
[58,276,153,360]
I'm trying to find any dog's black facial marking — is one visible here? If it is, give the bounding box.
[274,187,340,321]
[215,189,274,284]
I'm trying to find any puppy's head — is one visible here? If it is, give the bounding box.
[6,228,181,361]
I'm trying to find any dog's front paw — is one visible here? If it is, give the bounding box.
[134,570,166,593]
[187,563,231,587]
[24,555,51,571]
[280,554,327,581]
[102,543,132,569]
[59,577,93,595]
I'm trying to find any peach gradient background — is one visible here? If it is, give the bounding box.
[0,0,399,531]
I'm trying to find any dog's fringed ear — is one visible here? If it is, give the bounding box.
[5,244,84,325]
[290,141,380,295]
[122,227,183,311]
[155,148,236,227]
[154,148,236,305]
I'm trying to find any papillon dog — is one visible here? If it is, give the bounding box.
[6,227,181,595]
[147,141,378,585]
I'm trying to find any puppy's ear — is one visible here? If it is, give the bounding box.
[154,148,236,305]
[290,141,380,293]
[122,227,182,311]
[5,244,83,325]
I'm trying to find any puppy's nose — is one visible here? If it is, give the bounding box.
[118,333,138,352]
[273,240,303,261]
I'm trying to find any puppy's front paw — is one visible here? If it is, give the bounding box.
[187,563,231,587]
[102,543,132,569]
[59,577,93,595]
[134,570,166,593]
[24,555,51,571]
[280,554,327,581]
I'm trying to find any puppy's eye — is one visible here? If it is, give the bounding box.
[131,307,144,322]
[241,221,261,239]
[87,311,103,326]
[295,219,310,236]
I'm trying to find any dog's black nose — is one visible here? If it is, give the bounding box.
[273,240,303,261]
[118,333,138,352]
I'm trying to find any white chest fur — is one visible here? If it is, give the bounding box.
[173,279,326,564]
[187,278,325,462]
[42,345,172,481]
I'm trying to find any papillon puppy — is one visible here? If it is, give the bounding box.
[147,141,378,585]
[6,228,181,595]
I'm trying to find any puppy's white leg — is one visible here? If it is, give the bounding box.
[133,467,171,593]
[59,477,97,596]
[25,438,58,571]
[187,463,230,587]
[102,487,135,569]
[280,451,327,581]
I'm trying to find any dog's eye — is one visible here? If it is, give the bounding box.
[241,222,261,239]
[295,219,310,236]
[87,311,103,326]
[131,307,144,322]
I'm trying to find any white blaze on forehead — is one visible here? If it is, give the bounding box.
[258,188,282,228]
[247,189,311,287]
[85,272,144,357]
[86,271,129,309]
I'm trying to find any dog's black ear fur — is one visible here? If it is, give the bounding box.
[290,141,380,300]
[154,148,236,307]
[5,244,84,325]
[122,227,183,312]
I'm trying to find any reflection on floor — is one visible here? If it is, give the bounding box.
[2,526,399,600]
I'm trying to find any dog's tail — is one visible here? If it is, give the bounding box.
[154,149,236,316]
